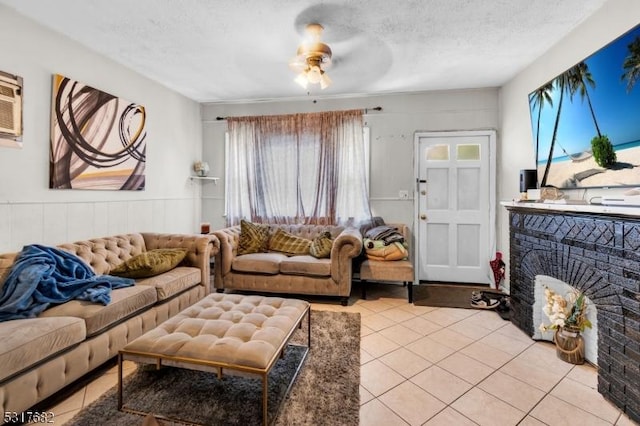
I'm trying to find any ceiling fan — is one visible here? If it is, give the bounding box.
[289,23,333,90]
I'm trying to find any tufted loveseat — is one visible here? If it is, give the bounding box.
[0,232,219,422]
[213,224,362,305]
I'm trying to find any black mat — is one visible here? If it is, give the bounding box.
[413,284,487,308]
[413,284,510,319]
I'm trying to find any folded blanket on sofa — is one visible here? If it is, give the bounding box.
[364,225,404,246]
[0,244,135,321]
[363,239,408,261]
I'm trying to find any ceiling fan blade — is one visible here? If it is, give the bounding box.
[288,57,307,73]
[293,4,363,43]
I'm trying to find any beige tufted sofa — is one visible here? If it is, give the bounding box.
[213,224,362,305]
[0,232,219,422]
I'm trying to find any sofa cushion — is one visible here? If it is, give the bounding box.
[238,220,271,255]
[279,255,331,277]
[309,231,333,258]
[268,228,312,256]
[136,266,201,301]
[39,285,157,336]
[232,253,288,275]
[110,248,188,278]
[0,317,86,383]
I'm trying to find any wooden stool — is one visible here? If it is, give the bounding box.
[359,259,414,303]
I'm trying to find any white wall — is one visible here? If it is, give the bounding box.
[0,5,204,252]
[499,0,640,286]
[201,89,499,236]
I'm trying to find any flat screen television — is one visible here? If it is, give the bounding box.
[528,23,640,189]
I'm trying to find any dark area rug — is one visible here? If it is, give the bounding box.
[66,310,360,426]
[413,284,512,320]
[413,283,498,308]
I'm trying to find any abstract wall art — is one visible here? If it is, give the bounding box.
[50,74,146,190]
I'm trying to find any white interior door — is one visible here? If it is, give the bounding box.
[414,130,496,284]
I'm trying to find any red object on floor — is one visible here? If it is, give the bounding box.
[490,252,506,289]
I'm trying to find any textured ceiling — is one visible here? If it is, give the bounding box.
[0,0,609,102]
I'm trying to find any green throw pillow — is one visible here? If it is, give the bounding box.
[310,231,333,258]
[110,248,188,279]
[268,228,312,256]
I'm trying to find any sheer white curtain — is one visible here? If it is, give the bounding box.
[225,110,371,226]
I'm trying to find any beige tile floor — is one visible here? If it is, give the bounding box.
[42,283,639,425]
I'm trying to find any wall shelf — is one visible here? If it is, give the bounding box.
[190,176,220,184]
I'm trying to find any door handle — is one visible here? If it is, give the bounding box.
[420,214,427,220]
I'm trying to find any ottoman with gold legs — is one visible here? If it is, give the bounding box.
[117,293,310,426]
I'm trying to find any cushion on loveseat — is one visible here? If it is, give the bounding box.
[232,253,288,275]
[279,256,331,277]
[0,317,86,383]
[309,232,333,258]
[136,266,201,301]
[39,285,157,337]
[238,220,271,255]
[268,228,312,256]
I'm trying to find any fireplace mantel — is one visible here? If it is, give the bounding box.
[501,200,640,217]
[505,204,640,422]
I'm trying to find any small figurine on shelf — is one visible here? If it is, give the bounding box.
[193,161,210,177]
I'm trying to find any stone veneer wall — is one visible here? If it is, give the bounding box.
[507,206,640,422]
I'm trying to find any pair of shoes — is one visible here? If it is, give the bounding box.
[470,291,500,309]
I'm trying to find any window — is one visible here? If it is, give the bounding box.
[224,110,372,225]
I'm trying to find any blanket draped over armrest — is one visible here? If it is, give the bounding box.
[0,244,135,322]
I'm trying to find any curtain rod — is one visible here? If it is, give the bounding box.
[215,106,382,121]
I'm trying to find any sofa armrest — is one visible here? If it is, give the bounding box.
[330,226,363,284]
[212,226,241,289]
[141,233,220,293]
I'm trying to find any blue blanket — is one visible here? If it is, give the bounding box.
[0,244,135,322]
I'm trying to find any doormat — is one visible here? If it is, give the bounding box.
[413,283,506,310]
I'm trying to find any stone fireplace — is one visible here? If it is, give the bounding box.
[506,203,640,422]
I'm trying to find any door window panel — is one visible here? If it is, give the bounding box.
[457,144,480,161]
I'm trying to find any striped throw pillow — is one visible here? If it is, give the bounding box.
[268,228,311,256]
[310,231,333,258]
[238,220,271,255]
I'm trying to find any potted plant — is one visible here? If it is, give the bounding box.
[539,287,592,364]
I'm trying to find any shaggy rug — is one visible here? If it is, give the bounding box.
[66,310,360,426]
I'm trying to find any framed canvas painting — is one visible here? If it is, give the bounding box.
[50,74,146,190]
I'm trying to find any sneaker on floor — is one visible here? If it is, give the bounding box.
[470,292,500,309]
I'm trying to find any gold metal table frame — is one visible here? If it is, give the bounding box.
[117,305,311,426]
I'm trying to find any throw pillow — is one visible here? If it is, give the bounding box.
[110,248,188,279]
[268,228,312,256]
[310,231,333,258]
[237,220,271,255]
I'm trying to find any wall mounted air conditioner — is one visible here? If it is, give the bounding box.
[0,73,22,137]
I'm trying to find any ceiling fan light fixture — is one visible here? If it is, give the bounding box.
[307,65,322,84]
[289,23,333,90]
[295,72,309,89]
[320,71,332,90]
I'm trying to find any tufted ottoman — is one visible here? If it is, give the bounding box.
[117,293,310,425]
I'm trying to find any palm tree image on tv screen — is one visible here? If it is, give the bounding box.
[528,23,640,189]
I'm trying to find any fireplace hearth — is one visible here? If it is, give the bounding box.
[506,203,640,422]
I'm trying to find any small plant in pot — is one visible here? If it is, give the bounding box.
[540,287,592,364]
[591,135,617,168]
